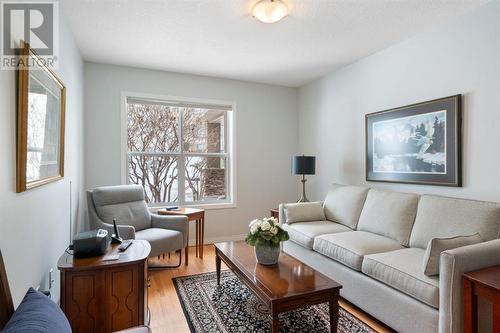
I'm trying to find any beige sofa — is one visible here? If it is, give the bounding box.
[279,185,500,333]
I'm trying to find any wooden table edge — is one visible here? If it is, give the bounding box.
[214,244,342,302]
[58,240,151,271]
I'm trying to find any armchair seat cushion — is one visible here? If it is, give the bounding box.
[313,231,404,271]
[362,248,440,308]
[136,228,183,257]
[282,221,351,249]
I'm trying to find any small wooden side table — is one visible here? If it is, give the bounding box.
[463,265,500,333]
[157,207,205,261]
[58,240,151,333]
[270,208,279,220]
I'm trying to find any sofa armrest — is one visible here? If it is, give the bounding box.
[278,204,287,225]
[151,214,189,247]
[439,239,500,333]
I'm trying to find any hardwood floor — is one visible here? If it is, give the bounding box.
[147,245,394,333]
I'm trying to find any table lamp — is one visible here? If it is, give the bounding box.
[291,155,316,202]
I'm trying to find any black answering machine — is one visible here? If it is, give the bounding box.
[73,229,110,257]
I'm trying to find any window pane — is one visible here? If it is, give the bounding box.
[129,154,178,203]
[127,103,179,152]
[184,156,226,202]
[182,108,225,153]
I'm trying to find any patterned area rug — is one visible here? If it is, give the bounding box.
[173,271,377,333]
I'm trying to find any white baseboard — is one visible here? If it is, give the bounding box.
[188,233,246,246]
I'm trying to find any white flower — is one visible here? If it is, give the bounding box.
[249,219,260,228]
[270,226,278,235]
[250,224,259,234]
[260,221,271,231]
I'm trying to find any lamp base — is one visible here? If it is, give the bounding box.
[297,175,309,203]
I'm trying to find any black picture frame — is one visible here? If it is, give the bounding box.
[365,95,462,187]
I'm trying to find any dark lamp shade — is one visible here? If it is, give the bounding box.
[292,156,316,175]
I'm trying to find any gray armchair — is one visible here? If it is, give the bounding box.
[87,184,188,268]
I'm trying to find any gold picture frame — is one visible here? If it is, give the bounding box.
[16,41,66,192]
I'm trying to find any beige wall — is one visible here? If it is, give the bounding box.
[0,16,84,306]
[297,2,500,203]
[84,63,299,244]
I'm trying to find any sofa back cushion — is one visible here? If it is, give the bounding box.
[409,195,500,249]
[96,201,151,231]
[284,201,325,224]
[323,184,370,229]
[357,189,419,246]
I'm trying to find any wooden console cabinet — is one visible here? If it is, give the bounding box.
[58,240,151,333]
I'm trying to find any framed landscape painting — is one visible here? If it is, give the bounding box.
[365,95,462,186]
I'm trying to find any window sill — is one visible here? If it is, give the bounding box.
[148,202,236,212]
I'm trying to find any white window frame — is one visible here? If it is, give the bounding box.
[121,91,237,210]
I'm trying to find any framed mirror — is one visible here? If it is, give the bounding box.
[16,42,66,192]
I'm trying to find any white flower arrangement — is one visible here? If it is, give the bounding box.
[246,217,289,248]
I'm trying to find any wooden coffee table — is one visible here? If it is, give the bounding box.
[214,241,342,333]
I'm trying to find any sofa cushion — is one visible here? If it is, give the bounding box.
[313,231,404,271]
[362,248,439,308]
[409,195,500,249]
[357,189,419,246]
[3,288,71,333]
[282,221,351,249]
[323,184,369,229]
[422,233,482,276]
[284,201,325,224]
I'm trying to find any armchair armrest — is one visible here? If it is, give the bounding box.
[439,239,500,333]
[151,214,189,247]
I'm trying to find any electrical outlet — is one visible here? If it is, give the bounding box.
[48,268,54,291]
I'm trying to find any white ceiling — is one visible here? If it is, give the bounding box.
[61,0,488,87]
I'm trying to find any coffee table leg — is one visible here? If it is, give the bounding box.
[216,253,221,285]
[270,316,279,333]
[270,305,279,333]
[330,292,339,333]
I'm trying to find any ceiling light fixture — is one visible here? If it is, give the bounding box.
[252,0,288,24]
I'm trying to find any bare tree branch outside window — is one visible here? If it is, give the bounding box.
[127,100,229,204]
